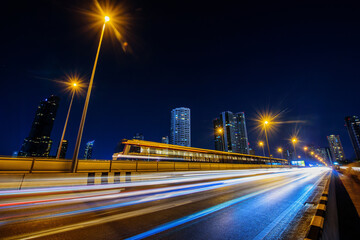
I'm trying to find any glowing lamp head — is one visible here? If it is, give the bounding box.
[259,141,264,146]
[292,138,297,143]
[217,128,223,134]
[277,148,282,153]
[73,83,77,87]
[264,120,269,125]
[105,16,110,22]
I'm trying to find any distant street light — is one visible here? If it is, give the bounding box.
[277,147,283,159]
[259,141,265,157]
[263,120,272,165]
[303,146,308,160]
[56,82,78,159]
[72,16,111,172]
[291,137,298,160]
[217,127,225,151]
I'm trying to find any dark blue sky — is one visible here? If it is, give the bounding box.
[1,0,359,160]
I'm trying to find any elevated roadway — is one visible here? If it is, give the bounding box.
[0,168,330,240]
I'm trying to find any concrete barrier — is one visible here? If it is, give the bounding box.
[0,157,289,174]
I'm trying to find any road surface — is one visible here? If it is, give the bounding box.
[0,168,330,240]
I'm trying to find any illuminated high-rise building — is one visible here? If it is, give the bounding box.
[84,140,95,159]
[309,145,333,164]
[213,111,249,154]
[170,107,191,147]
[234,112,249,154]
[19,95,60,157]
[345,116,360,160]
[327,135,345,163]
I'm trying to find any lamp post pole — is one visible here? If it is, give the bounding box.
[57,88,76,159]
[292,139,297,160]
[264,122,272,165]
[72,17,109,173]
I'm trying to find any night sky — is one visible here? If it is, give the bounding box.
[1,0,360,160]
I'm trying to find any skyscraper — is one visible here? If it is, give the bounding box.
[234,112,249,154]
[309,146,333,164]
[19,95,60,157]
[57,140,68,159]
[345,116,360,160]
[170,107,191,147]
[213,111,249,154]
[84,140,95,159]
[327,135,345,163]
[161,136,169,144]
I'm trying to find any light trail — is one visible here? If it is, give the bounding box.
[3,169,327,240]
[0,170,298,224]
[125,169,328,240]
[252,172,326,239]
[0,169,290,199]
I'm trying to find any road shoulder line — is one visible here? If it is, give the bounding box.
[304,172,331,240]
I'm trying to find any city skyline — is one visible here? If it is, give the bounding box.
[11,93,357,162]
[1,0,360,160]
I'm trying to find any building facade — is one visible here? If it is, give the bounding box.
[345,116,360,160]
[327,135,345,163]
[213,111,249,154]
[170,107,191,147]
[309,146,333,164]
[84,140,95,159]
[19,95,60,157]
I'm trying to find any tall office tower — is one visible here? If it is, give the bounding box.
[345,116,360,160]
[57,140,68,159]
[161,136,169,144]
[84,140,95,159]
[213,111,249,154]
[133,133,144,140]
[327,135,346,163]
[170,107,191,147]
[19,95,60,157]
[234,112,250,154]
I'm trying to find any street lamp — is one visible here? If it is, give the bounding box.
[291,137,297,160]
[263,120,272,165]
[259,141,265,157]
[72,16,111,172]
[303,146,308,160]
[56,81,79,159]
[217,127,225,151]
[277,147,283,159]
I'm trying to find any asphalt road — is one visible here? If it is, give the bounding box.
[0,168,330,240]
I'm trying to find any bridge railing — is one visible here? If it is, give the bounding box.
[0,157,288,173]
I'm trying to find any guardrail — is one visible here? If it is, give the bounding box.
[0,157,288,173]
